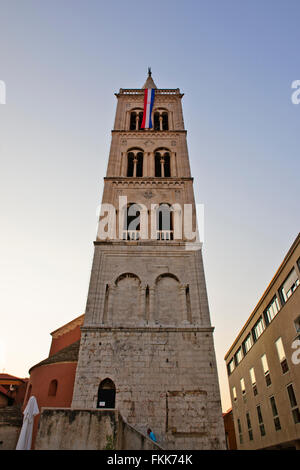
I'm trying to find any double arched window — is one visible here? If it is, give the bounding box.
[155,149,171,177]
[154,110,169,131]
[130,109,143,130]
[127,149,143,177]
[129,109,169,131]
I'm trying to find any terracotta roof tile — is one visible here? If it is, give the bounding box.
[29,340,80,374]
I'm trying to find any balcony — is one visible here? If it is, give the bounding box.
[121,230,174,241]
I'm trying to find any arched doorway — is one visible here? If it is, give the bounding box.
[97,378,116,409]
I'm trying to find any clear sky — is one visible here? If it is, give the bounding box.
[0,0,299,412]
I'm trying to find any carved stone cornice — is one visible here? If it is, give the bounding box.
[112,130,186,136]
[115,89,184,99]
[105,176,193,181]
[104,177,193,187]
[81,326,214,333]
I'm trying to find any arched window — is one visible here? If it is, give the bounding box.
[154,149,171,177]
[122,202,147,240]
[153,110,169,131]
[162,112,169,130]
[156,204,173,240]
[48,379,58,397]
[164,153,171,177]
[127,153,134,177]
[127,150,143,177]
[123,203,141,240]
[97,378,116,409]
[154,112,160,131]
[129,110,143,130]
[130,112,137,131]
[155,153,161,177]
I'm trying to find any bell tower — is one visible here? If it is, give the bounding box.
[71,71,225,450]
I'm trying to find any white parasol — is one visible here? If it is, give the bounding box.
[16,395,39,450]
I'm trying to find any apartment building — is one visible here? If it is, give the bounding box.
[225,233,300,450]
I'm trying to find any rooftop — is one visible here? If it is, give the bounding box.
[29,340,80,373]
[0,373,27,382]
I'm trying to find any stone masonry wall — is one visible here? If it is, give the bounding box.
[72,328,225,450]
[35,408,161,450]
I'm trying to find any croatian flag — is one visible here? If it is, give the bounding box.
[141,88,155,129]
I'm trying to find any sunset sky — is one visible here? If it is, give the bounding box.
[0,0,299,411]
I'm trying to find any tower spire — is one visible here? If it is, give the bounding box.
[142,68,157,89]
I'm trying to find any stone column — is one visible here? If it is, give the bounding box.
[140,286,146,324]
[159,113,163,131]
[121,152,127,177]
[160,156,165,177]
[143,152,148,177]
[150,152,155,176]
[179,285,189,324]
[171,152,177,177]
[133,156,137,177]
[107,285,116,324]
[148,287,156,324]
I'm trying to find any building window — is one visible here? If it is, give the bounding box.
[294,315,300,334]
[279,268,299,305]
[156,204,173,240]
[235,347,243,366]
[246,412,253,441]
[261,354,272,386]
[252,316,265,343]
[232,386,237,402]
[123,203,142,240]
[240,378,246,395]
[270,396,281,431]
[263,296,280,326]
[153,110,169,131]
[287,384,300,424]
[154,150,171,177]
[227,359,235,375]
[97,378,116,409]
[237,418,243,444]
[127,151,143,177]
[256,405,266,436]
[129,110,143,130]
[48,379,58,397]
[275,337,289,374]
[242,334,253,355]
[249,367,258,396]
[162,112,169,130]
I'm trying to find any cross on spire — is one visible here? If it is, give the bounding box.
[142,68,157,89]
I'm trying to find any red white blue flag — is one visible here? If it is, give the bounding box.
[141,88,155,129]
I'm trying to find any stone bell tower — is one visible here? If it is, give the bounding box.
[71,71,225,450]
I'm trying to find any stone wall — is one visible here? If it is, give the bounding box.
[0,406,23,450]
[72,328,225,450]
[35,408,161,450]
